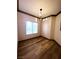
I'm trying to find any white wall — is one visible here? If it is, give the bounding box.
[54,13,61,45]
[41,17,51,39]
[41,16,55,39]
[41,14,61,45]
[17,12,41,41]
[50,17,56,39]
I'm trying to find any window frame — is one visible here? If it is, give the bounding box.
[26,21,38,35]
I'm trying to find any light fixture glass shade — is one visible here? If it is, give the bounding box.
[39,11,42,16]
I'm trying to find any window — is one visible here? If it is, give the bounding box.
[26,21,38,35]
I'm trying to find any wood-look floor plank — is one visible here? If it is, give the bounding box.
[18,37,61,59]
[18,39,49,56]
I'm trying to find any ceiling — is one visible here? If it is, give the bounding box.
[19,0,61,18]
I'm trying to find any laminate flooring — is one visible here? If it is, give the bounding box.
[18,36,61,59]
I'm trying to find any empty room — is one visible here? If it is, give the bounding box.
[17,0,61,59]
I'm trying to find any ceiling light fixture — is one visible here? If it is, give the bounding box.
[39,8,42,17]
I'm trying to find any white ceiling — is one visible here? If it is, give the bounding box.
[19,0,61,18]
